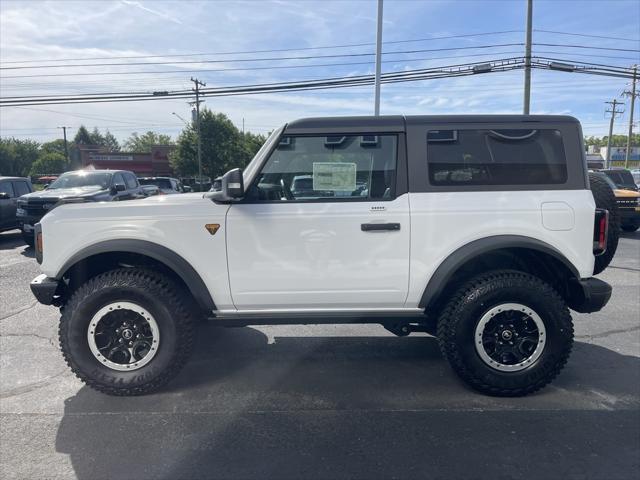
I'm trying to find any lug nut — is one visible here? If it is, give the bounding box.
[119,339,124,343]
[129,342,133,346]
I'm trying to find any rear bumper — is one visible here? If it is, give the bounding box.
[30,274,60,305]
[569,278,612,313]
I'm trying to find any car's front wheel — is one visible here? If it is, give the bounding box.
[59,268,195,395]
[437,270,574,396]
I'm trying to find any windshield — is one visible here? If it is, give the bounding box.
[139,178,172,189]
[243,125,285,185]
[48,171,112,190]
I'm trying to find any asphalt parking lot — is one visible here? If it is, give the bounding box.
[0,229,638,480]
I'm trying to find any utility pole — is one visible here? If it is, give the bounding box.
[374,0,383,116]
[605,99,624,168]
[621,66,638,169]
[57,126,70,165]
[190,77,206,190]
[523,0,533,114]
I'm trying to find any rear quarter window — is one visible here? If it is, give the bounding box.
[427,129,567,186]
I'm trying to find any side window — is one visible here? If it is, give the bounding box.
[0,181,14,197]
[250,134,397,201]
[112,173,125,187]
[124,173,138,189]
[426,129,567,186]
[13,181,30,196]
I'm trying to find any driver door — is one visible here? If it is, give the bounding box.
[226,133,410,310]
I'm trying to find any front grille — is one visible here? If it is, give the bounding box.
[617,199,638,208]
[23,200,58,218]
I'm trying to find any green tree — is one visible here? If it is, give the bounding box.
[89,127,105,146]
[584,134,640,147]
[123,131,173,152]
[0,138,40,176]
[103,130,120,151]
[170,110,264,178]
[29,152,67,176]
[73,125,92,145]
[40,139,68,157]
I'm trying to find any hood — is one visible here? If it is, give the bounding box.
[614,189,640,198]
[21,185,107,200]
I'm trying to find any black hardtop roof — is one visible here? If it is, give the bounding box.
[285,114,580,133]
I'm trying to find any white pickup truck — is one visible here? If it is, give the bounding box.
[29,115,613,397]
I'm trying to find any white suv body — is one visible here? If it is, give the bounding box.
[30,115,612,396]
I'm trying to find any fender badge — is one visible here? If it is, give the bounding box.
[205,224,220,235]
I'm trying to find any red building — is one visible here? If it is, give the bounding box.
[78,144,175,176]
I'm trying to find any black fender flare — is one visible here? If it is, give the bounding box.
[56,239,215,312]
[419,235,580,309]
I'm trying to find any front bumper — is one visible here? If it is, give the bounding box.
[569,278,612,313]
[30,274,61,305]
[619,207,640,225]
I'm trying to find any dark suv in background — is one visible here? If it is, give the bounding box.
[601,168,639,192]
[17,169,144,245]
[0,176,33,234]
[138,176,188,194]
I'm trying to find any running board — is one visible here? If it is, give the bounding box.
[207,309,428,327]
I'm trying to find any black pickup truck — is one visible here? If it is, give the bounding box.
[17,169,144,245]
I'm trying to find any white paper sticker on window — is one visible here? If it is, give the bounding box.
[313,162,357,191]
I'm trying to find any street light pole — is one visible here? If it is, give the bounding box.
[523,0,533,114]
[374,0,383,116]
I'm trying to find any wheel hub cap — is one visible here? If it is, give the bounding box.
[87,302,160,372]
[474,303,546,372]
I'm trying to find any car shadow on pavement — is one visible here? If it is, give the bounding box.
[55,323,640,480]
[0,230,27,251]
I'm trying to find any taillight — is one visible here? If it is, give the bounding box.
[593,208,609,256]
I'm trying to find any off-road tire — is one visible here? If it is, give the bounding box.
[589,172,620,274]
[621,223,639,232]
[59,268,195,395]
[437,270,574,397]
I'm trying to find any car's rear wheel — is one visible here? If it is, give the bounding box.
[588,172,620,274]
[59,268,195,395]
[437,270,574,396]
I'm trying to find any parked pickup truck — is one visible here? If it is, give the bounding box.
[29,115,613,397]
[17,169,144,245]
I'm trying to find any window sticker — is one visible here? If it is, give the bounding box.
[313,162,357,191]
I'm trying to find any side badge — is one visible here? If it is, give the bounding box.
[205,224,220,235]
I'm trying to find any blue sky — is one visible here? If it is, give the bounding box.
[1,0,639,144]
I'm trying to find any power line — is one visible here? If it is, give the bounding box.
[3,41,637,71]
[0,31,525,65]
[1,57,636,108]
[2,28,636,66]
[0,43,526,70]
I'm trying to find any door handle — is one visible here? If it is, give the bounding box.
[361,222,401,232]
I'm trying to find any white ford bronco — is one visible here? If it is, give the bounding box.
[30,115,614,397]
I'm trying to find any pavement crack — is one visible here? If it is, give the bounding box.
[2,332,57,348]
[608,265,640,272]
[577,324,640,340]
[0,301,38,321]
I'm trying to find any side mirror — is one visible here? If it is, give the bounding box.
[0,192,10,200]
[43,183,50,190]
[111,183,126,194]
[183,185,192,193]
[206,168,244,202]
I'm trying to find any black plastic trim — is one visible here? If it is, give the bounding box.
[30,275,59,305]
[55,239,216,312]
[419,235,581,309]
[569,277,612,313]
[34,223,42,264]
